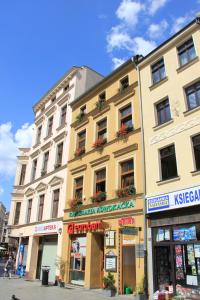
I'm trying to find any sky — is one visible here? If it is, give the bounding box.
[0,0,199,210]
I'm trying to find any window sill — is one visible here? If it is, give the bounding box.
[153,119,174,131]
[176,56,199,74]
[156,176,180,186]
[183,105,200,117]
[56,122,67,131]
[44,133,53,141]
[191,170,200,176]
[149,77,168,91]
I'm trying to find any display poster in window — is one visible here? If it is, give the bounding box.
[187,244,195,266]
[71,236,86,257]
[156,228,170,242]
[173,226,196,241]
[186,275,198,286]
[175,245,184,280]
[197,258,200,275]
[194,244,200,258]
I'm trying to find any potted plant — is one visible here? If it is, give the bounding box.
[116,185,136,198]
[55,257,68,288]
[103,272,116,297]
[96,100,105,111]
[116,124,133,138]
[90,191,107,203]
[92,138,107,149]
[74,147,85,157]
[76,111,85,123]
[69,198,83,208]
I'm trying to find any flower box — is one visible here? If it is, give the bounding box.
[116,185,136,198]
[116,124,133,138]
[69,198,83,208]
[96,101,106,111]
[74,147,85,157]
[76,112,85,123]
[90,191,107,203]
[93,138,107,149]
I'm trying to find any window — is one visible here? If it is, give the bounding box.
[160,144,178,180]
[97,118,107,140]
[55,142,63,168]
[42,151,49,174]
[98,91,106,103]
[74,177,83,200]
[47,116,53,136]
[185,81,200,110]
[119,104,133,128]
[95,169,106,192]
[80,105,86,116]
[192,134,200,170]
[120,159,134,188]
[14,202,21,225]
[36,126,42,144]
[151,58,166,84]
[51,97,56,103]
[26,199,32,223]
[120,76,129,91]
[156,98,171,125]
[60,105,67,126]
[64,84,69,92]
[19,164,26,185]
[77,130,86,150]
[31,159,37,181]
[52,189,60,218]
[38,194,44,221]
[178,38,196,66]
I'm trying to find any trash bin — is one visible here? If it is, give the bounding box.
[41,266,50,286]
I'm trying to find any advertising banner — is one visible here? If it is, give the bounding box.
[147,185,200,213]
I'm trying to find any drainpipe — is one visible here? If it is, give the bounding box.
[131,56,148,299]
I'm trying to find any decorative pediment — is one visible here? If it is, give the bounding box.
[48,176,63,187]
[25,188,34,196]
[35,182,47,192]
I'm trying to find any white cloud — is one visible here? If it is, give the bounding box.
[148,20,168,39]
[0,122,33,177]
[171,15,192,34]
[112,57,126,69]
[116,0,145,26]
[107,25,134,53]
[132,37,156,55]
[148,0,169,15]
[0,186,4,195]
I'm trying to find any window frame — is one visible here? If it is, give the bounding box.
[38,194,45,222]
[185,81,200,111]
[60,104,67,126]
[177,37,196,67]
[97,118,107,140]
[119,76,129,91]
[52,189,60,219]
[31,159,37,181]
[192,133,200,171]
[42,151,49,173]
[26,199,32,224]
[119,103,133,129]
[151,58,166,85]
[95,168,106,193]
[36,125,42,144]
[77,129,86,150]
[74,176,83,201]
[47,115,54,136]
[159,144,178,181]
[14,202,21,225]
[120,159,134,189]
[155,97,171,126]
[56,142,63,166]
[19,164,26,186]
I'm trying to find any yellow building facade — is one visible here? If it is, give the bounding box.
[62,60,144,294]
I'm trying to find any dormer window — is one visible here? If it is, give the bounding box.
[80,105,86,116]
[99,92,106,103]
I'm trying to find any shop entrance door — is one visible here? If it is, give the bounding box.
[90,233,104,288]
[122,245,136,294]
[154,246,172,290]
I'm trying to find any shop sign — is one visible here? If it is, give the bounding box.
[69,200,135,217]
[34,222,58,235]
[105,251,117,272]
[67,221,104,235]
[118,216,135,226]
[122,227,138,245]
[122,227,138,235]
[147,185,200,213]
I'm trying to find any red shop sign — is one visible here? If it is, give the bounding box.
[67,221,104,235]
[118,216,135,226]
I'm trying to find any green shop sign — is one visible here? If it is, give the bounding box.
[69,200,135,217]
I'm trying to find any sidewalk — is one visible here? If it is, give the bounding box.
[0,278,135,300]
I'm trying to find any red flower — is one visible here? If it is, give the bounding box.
[93,138,106,148]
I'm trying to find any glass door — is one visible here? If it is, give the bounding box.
[154,246,172,290]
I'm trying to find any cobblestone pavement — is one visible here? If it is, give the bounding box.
[0,278,135,300]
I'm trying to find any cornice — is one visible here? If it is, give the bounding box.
[90,155,110,167]
[45,105,56,117]
[70,164,87,175]
[30,149,40,159]
[113,143,138,158]
[53,130,67,143]
[41,141,53,152]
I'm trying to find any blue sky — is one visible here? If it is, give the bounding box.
[0,0,199,210]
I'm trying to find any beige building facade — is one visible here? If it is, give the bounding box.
[62,60,145,294]
[138,18,200,297]
[8,67,103,282]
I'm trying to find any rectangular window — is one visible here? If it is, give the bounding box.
[47,116,53,136]
[160,144,178,180]
[31,159,37,181]
[42,151,49,174]
[192,134,200,171]
[156,98,171,125]
[74,177,83,201]
[64,84,69,92]
[120,76,129,91]
[19,164,26,185]
[99,91,106,103]
[95,169,106,192]
[52,189,60,219]
[14,202,21,225]
[26,199,32,224]
[60,105,67,126]
[120,104,133,128]
[151,58,166,84]
[55,142,63,168]
[38,194,44,222]
[77,130,86,151]
[120,159,134,188]
[97,118,107,140]
[185,81,200,110]
[36,125,42,144]
[178,38,196,66]
[80,105,86,116]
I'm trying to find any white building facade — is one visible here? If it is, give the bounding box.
[8,66,103,282]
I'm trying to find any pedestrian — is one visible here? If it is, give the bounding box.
[5,256,14,279]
